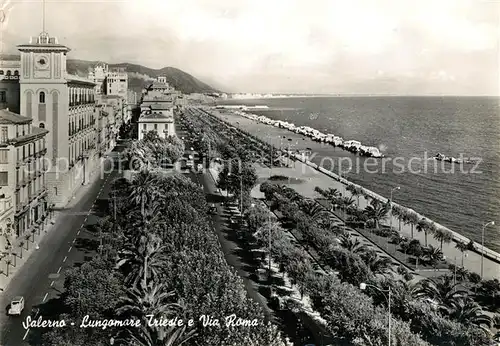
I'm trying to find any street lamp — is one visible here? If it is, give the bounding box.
[481,221,495,279]
[389,186,400,232]
[360,282,392,346]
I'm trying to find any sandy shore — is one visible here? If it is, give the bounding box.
[203,106,500,280]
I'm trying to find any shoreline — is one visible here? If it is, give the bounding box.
[199,106,500,274]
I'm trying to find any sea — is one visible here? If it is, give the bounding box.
[217,96,500,252]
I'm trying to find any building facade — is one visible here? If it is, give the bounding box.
[0,109,49,239]
[0,60,21,113]
[138,112,174,140]
[88,62,108,95]
[17,31,100,207]
[105,67,128,99]
[138,76,178,140]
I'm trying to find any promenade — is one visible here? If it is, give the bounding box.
[206,107,500,280]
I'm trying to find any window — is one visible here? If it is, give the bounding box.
[13,70,19,76]
[54,187,58,196]
[0,126,7,142]
[0,70,4,75]
[6,70,10,76]
[39,123,45,129]
[143,124,146,130]
[0,91,6,103]
[39,92,45,104]
[0,172,7,186]
[0,150,7,163]
[154,124,158,130]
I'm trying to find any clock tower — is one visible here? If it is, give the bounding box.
[17,32,70,167]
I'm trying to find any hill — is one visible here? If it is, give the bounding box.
[0,55,220,94]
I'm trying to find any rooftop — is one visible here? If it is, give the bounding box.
[17,33,70,52]
[148,81,170,89]
[139,112,174,122]
[0,109,31,124]
[150,103,173,110]
[66,74,95,86]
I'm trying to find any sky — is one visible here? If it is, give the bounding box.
[0,0,498,94]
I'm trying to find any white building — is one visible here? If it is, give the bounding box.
[88,62,108,95]
[138,112,174,140]
[105,67,128,99]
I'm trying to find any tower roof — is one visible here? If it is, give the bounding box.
[17,32,70,52]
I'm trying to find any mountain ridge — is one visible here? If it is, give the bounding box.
[0,54,220,95]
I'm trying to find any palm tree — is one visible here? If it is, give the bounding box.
[363,199,389,229]
[346,184,363,207]
[361,251,394,275]
[116,283,182,321]
[314,186,341,209]
[339,234,367,254]
[124,324,197,346]
[392,206,405,232]
[415,275,469,312]
[416,218,436,246]
[298,199,329,221]
[447,297,492,330]
[423,244,443,268]
[129,171,162,224]
[434,227,453,250]
[339,196,356,215]
[118,233,167,288]
[404,210,419,238]
[455,240,469,267]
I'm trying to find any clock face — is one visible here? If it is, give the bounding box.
[35,55,49,70]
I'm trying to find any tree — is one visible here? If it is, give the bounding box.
[307,274,429,346]
[116,283,182,322]
[404,210,419,239]
[314,186,341,209]
[416,219,436,247]
[42,258,124,345]
[118,233,167,288]
[392,205,406,232]
[297,198,330,221]
[446,297,492,330]
[455,240,469,267]
[434,228,453,250]
[423,245,443,268]
[217,159,258,204]
[363,199,389,229]
[339,234,367,254]
[346,184,363,207]
[324,247,373,286]
[246,203,271,233]
[129,170,162,224]
[361,251,394,275]
[415,275,469,312]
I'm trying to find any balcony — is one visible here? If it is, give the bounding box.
[35,148,47,157]
[0,195,13,216]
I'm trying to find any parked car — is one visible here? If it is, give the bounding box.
[209,203,217,214]
[8,296,24,315]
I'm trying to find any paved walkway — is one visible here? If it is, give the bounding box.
[210,108,500,281]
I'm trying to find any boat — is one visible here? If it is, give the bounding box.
[222,108,385,159]
[433,153,475,164]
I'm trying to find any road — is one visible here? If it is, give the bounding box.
[0,142,127,346]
